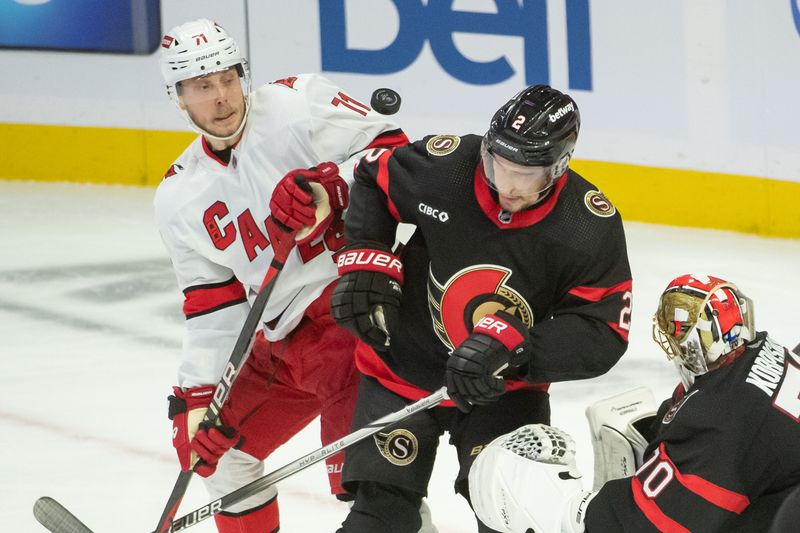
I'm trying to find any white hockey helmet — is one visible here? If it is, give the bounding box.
[652,274,755,387]
[159,19,251,141]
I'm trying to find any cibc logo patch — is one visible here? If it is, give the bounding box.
[374,428,419,465]
[584,190,616,218]
[426,134,460,156]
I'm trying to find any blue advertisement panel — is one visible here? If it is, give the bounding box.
[0,0,161,54]
[319,0,593,90]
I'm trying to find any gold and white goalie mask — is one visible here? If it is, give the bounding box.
[652,274,755,387]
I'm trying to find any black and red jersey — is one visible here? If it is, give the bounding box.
[586,333,800,532]
[346,134,632,402]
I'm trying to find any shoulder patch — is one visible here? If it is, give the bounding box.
[426,134,461,156]
[163,163,184,180]
[271,76,298,89]
[584,190,616,217]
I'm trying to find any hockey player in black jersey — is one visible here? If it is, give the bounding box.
[330,85,633,532]
[469,274,800,532]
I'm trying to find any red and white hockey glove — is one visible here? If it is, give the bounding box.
[268,162,348,246]
[269,168,317,231]
[304,161,348,215]
[331,242,403,352]
[445,311,533,413]
[191,421,240,478]
[167,385,239,477]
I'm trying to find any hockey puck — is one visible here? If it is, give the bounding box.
[371,88,401,115]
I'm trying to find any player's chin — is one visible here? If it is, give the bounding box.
[208,113,242,138]
[499,195,534,213]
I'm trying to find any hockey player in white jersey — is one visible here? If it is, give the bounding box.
[155,19,408,532]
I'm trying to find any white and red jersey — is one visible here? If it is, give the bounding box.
[154,74,408,388]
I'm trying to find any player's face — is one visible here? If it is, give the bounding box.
[179,68,246,141]
[483,153,552,212]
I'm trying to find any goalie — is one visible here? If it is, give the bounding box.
[469,274,800,532]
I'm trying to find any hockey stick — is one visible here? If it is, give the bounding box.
[32,252,291,533]
[34,261,288,533]
[167,387,447,530]
[152,183,336,531]
[32,388,448,533]
[151,254,289,532]
[34,497,93,533]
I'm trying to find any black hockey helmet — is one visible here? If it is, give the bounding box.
[483,85,580,176]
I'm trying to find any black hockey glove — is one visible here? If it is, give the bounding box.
[445,311,533,413]
[331,242,403,352]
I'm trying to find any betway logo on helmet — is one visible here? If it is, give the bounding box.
[196,51,221,62]
[549,102,575,122]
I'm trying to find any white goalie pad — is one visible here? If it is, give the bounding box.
[469,424,591,533]
[585,387,657,490]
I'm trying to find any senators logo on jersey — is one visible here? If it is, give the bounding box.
[427,264,533,351]
[374,428,419,466]
[584,190,617,218]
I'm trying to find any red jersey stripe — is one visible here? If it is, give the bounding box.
[631,476,692,533]
[606,320,630,342]
[660,443,750,514]
[568,279,633,302]
[375,149,402,221]
[364,129,409,151]
[354,341,548,405]
[183,277,247,319]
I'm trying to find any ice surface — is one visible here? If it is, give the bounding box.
[2,180,798,532]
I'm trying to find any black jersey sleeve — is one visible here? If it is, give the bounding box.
[346,148,406,247]
[525,209,632,383]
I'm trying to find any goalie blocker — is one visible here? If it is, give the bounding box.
[585,387,657,490]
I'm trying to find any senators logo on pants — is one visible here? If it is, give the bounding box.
[427,264,534,351]
[374,429,418,466]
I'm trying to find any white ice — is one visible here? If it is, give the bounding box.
[2,180,799,532]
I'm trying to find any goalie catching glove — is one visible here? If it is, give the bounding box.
[168,385,241,478]
[331,242,403,352]
[469,424,595,533]
[445,311,533,413]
